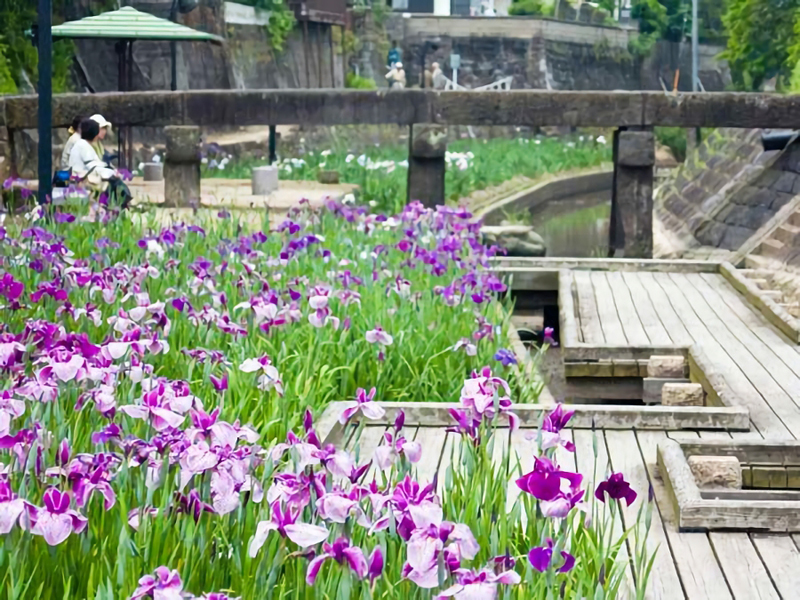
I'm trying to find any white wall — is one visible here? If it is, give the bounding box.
[433,0,451,15]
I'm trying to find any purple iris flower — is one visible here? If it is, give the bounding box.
[306,537,368,585]
[129,566,184,600]
[515,456,583,502]
[210,373,229,392]
[595,472,637,506]
[54,212,76,224]
[528,538,575,573]
[25,487,88,546]
[368,547,384,583]
[248,502,329,557]
[0,476,24,534]
[493,348,518,366]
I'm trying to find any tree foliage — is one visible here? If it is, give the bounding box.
[0,0,79,94]
[721,0,800,90]
[631,0,690,43]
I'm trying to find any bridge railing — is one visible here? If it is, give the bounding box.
[4,89,799,258]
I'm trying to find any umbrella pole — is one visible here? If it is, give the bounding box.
[37,0,53,205]
[117,41,124,169]
[127,40,134,170]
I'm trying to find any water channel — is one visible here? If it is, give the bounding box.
[529,190,610,258]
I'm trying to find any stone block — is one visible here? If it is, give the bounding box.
[410,124,448,158]
[617,131,655,167]
[786,466,800,489]
[688,455,742,489]
[742,465,753,487]
[662,382,704,406]
[643,377,690,404]
[143,162,163,182]
[772,171,797,193]
[647,355,686,378]
[165,126,201,163]
[317,170,340,184]
[252,165,279,195]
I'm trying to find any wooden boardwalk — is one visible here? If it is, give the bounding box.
[564,269,800,440]
[343,422,795,600]
[482,258,800,598]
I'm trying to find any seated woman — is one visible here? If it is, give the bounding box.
[68,118,117,183]
[60,115,84,170]
[68,118,132,208]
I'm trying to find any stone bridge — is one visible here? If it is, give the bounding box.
[7,89,800,257]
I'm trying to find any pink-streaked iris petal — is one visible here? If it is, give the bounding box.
[306,553,330,586]
[284,522,329,548]
[248,521,278,558]
[0,497,23,533]
[343,545,368,579]
[316,494,357,523]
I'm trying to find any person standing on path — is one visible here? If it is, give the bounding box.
[386,62,406,89]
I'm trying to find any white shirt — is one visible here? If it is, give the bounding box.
[68,139,115,180]
[60,132,81,170]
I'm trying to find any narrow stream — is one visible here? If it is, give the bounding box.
[529,191,610,257]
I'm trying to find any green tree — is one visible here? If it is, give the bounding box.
[721,0,800,90]
[631,0,690,43]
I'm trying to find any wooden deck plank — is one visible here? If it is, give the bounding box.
[414,427,448,488]
[750,535,800,599]
[573,429,634,598]
[604,430,685,600]
[607,271,652,346]
[574,270,606,344]
[591,271,629,346]
[667,272,800,439]
[621,271,674,346]
[694,432,781,600]
[710,533,781,600]
[636,272,694,347]
[651,272,792,439]
[355,425,390,484]
[508,429,537,510]
[437,431,458,498]
[697,273,800,385]
[636,430,733,600]
[688,274,800,419]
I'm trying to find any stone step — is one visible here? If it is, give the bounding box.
[759,238,786,258]
[761,289,784,302]
[773,223,800,247]
[789,210,800,228]
[739,268,775,278]
[749,277,771,290]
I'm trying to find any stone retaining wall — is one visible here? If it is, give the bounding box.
[654,129,800,253]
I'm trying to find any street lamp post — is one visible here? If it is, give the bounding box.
[691,0,698,92]
[38,0,53,204]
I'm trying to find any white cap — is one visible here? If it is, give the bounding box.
[395,62,403,68]
[90,114,112,130]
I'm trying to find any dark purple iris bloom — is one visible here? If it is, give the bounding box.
[542,404,574,433]
[516,456,583,501]
[306,538,368,585]
[209,373,229,392]
[528,538,575,573]
[54,212,75,224]
[493,348,518,366]
[175,489,215,522]
[595,472,637,506]
[91,423,122,445]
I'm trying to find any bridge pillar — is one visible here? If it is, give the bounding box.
[609,128,654,258]
[164,126,201,208]
[408,124,447,208]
